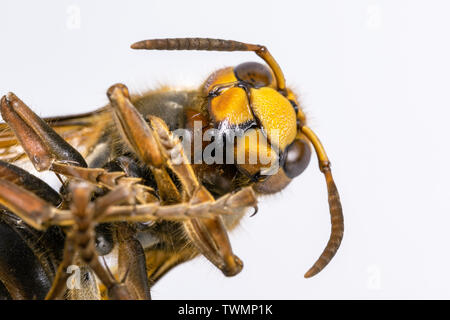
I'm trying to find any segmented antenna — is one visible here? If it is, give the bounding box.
[304,168,344,278]
[301,125,344,278]
[131,38,252,51]
[131,38,286,93]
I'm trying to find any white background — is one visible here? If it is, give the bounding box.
[0,0,449,299]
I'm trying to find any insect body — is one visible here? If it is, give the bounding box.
[0,38,343,299]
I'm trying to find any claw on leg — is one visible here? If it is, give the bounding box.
[93,186,257,223]
[184,187,244,277]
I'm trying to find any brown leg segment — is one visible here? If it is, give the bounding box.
[116,224,151,300]
[45,234,76,300]
[0,178,55,230]
[43,185,256,228]
[0,160,62,206]
[107,84,163,169]
[0,93,87,171]
[69,182,132,300]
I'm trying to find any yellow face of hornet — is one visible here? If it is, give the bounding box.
[131,37,343,280]
[203,62,312,194]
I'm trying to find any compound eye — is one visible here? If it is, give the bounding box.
[234,62,274,88]
[283,139,312,179]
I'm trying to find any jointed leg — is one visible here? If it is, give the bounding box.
[116,223,151,300]
[47,182,134,300]
[107,83,251,276]
[0,92,154,205]
[0,163,254,299]
[0,85,258,299]
[45,234,76,299]
[149,112,246,276]
[0,93,87,171]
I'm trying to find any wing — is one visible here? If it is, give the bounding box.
[0,108,113,169]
